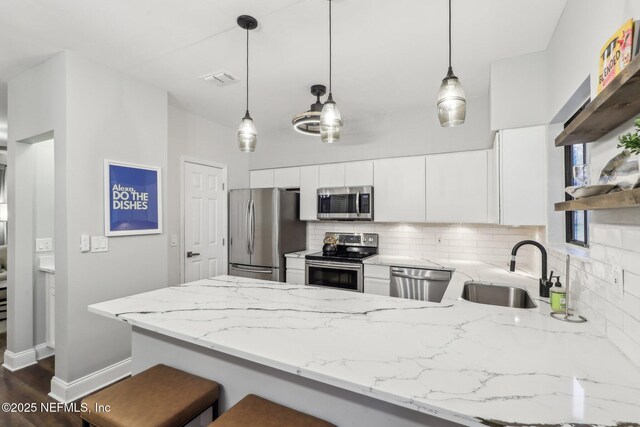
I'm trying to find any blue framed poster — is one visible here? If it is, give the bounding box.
[104,160,162,236]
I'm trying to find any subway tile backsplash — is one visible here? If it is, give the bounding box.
[306,222,545,274]
[548,223,640,367]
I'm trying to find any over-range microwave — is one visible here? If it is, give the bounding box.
[317,186,373,221]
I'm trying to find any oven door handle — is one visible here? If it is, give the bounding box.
[306,260,363,271]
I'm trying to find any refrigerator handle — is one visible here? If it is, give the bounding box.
[246,200,251,254]
[250,199,255,254]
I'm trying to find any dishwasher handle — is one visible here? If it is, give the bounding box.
[391,267,451,281]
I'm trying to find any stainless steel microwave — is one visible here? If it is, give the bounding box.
[317,186,373,220]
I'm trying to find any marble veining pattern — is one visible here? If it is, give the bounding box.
[89,268,640,427]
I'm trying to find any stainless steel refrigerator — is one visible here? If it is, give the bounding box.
[229,188,306,282]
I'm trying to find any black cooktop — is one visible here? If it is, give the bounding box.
[305,250,377,264]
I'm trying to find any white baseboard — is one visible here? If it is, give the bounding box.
[34,343,55,360]
[2,348,37,371]
[49,358,131,403]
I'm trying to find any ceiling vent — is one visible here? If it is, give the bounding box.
[200,71,238,86]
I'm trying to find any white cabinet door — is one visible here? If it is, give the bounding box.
[345,161,374,186]
[286,269,305,285]
[300,165,319,221]
[374,157,426,223]
[318,163,346,188]
[364,277,390,296]
[426,150,489,223]
[274,167,300,188]
[250,170,274,188]
[500,126,547,226]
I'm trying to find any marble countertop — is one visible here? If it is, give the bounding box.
[89,269,640,426]
[38,256,55,274]
[284,249,318,258]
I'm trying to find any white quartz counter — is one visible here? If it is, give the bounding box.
[38,255,55,274]
[89,270,640,426]
[284,249,318,258]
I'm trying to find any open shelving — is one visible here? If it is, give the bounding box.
[555,54,640,147]
[554,188,640,211]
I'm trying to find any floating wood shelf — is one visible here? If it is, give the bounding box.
[554,188,640,211]
[555,54,640,147]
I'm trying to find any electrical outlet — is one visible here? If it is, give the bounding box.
[91,236,109,253]
[35,238,53,252]
[612,266,624,298]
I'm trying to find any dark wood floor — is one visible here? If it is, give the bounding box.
[0,333,82,426]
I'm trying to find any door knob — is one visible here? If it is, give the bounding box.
[186,251,201,258]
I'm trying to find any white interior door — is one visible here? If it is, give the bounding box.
[184,161,226,282]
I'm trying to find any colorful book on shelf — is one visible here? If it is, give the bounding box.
[634,20,640,58]
[598,19,634,93]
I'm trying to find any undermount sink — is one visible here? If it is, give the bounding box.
[461,282,537,309]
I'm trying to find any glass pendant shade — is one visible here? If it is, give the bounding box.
[237,112,257,152]
[437,69,466,127]
[319,95,343,143]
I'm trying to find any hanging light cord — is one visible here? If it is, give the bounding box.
[448,0,452,70]
[246,28,249,113]
[329,0,332,93]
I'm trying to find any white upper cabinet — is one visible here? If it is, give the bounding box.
[426,150,489,223]
[300,165,319,221]
[374,157,426,223]
[273,167,300,188]
[498,126,547,226]
[345,161,374,186]
[250,169,274,189]
[318,163,346,188]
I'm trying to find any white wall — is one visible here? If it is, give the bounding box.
[546,0,640,122]
[249,95,491,170]
[490,51,548,130]
[167,105,250,285]
[55,52,169,385]
[8,51,170,392]
[7,53,66,361]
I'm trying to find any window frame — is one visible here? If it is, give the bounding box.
[563,99,590,248]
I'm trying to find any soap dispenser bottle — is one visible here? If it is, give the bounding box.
[550,277,567,312]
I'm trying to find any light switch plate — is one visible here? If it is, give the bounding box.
[91,236,109,253]
[80,234,91,253]
[35,238,53,252]
[170,234,178,247]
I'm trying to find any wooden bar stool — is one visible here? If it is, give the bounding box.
[209,394,335,427]
[81,364,220,427]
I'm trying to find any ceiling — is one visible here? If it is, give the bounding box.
[0,0,566,135]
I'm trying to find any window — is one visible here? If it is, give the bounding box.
[564,100,590,247]
[564,144,589,246]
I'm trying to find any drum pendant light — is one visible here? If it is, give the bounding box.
[437,0,466,127]
[237,15,258,152]
[319,0,343,143]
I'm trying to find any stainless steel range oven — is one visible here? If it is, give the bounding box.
[317,186,373,221]
[305,232,378,292]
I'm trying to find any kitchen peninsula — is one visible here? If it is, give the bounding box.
[89,262,640,427]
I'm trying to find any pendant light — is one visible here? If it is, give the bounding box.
[237,15,258,152]
[292,85,326,135]
[437,0,466,127]
[319,0,343,143]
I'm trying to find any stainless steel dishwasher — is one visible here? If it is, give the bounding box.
[390,267,452,302]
